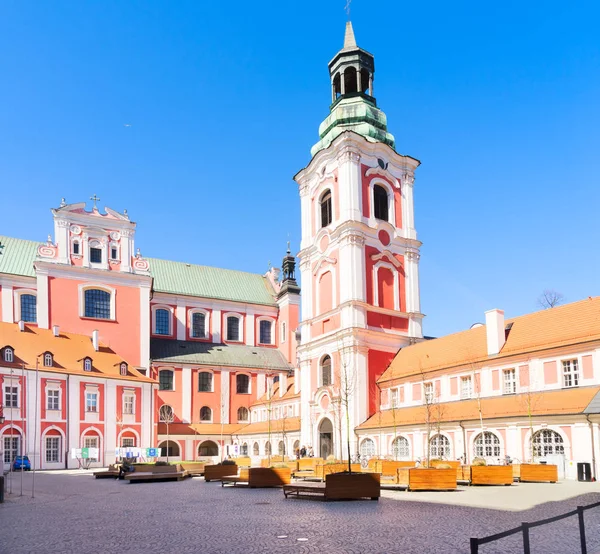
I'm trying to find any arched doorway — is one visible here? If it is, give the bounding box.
[198,440,218,457]
[159,440,180,458]
[318,418,333,460]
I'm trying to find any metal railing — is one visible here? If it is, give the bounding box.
[470,501,600,554]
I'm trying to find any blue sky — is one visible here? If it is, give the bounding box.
[1,1,599,338]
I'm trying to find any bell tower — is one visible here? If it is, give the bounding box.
[295,22,423,459]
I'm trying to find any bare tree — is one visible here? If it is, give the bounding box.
[519,362,542,462]
[337,336,357,473]
[538,289,564,309]
[419,364,435,468]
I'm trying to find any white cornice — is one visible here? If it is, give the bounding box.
[151,292,279,315]
[34,261,152,287]
[0,275,36,288]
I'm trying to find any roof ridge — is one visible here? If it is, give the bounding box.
[146,256,269,278]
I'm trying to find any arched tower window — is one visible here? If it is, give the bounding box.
[321,355,332,387]
[200,406,212,422]
[343,67,358,94]
[320,190,332,228]
[373,185,389,221]
[237,407,249,422]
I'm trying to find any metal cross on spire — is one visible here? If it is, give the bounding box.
[90,194,100,210]
[345,0,352,20]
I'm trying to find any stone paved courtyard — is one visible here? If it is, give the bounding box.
[2,471,600,553]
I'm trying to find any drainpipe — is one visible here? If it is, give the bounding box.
[65,375,70,469]
[458,421,467,464]
[586,415,597,481]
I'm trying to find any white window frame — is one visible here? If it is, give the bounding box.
[237,406,249,422]
[109,241,120,262]
[3,347,14,363]
[369,179,396,224]
[158,369,175,391]
[390,388,399,408]
[189,308,210,339]
[88,239,105,267]
[123,394,135,415]
[424,382,434,404]
[13,289,38,323]
[315,187,334,229]
[460,375,473,399]
[197,370,214,393]
[562,358,580,388]
[47,388,60,411]
[503,368,517,395]
[83,358,92,372]
[83,435,99,461]
[120,362,128,376]
[78,283,116,320]
[71,237,81,257]
[86,391,98,413]
[4,383,19,408]
[372,260,400,311]
[257,316,276,345]
[43,352,53,367]
[224,313,243,342]
[152,304,174,336]
[319,354,333,387]
[121,437,135,448]
[235,372,252,395]
[45,436,61,463]
[392,435,410,458]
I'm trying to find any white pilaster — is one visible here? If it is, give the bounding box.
[120,229,132,273]
[299,185,312,251]
[54,219,70,264]
[213,309,222,343]
[401,173,417,240]
[338,148,362,222]
[176,302,186,341]
[1,284,13,322]
[68,376,81,469]
[220,370,230,424]
[279,372,287,397]
[139,283,151,370]
[141,383,152,447]
[36,268,50,329]
[256,373,266,399]
[246,313,255,346]
[105,380,117,460]
[294,367,301,394]
[182,367,192,423]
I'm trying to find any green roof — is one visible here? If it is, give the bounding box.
[147,257,276,306]
[150,339,291,370]
[0,236,38,278]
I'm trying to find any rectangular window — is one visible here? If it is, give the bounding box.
[4,386,18,408]
[503,369,516,395]
[86,392,98,412]
[122,438,134,448]
[198,372,212,392]
[227,316,240,341]
[460,376,472,399]
[90,247,102,263]
[159,371,174,391]
[192,312,206,338]
[424,382,434,404]
[4,437,20,463]
[123,395,134,415]
[73,242,80,255]
[390,388,399,408]
[111,247,118,260]
[563,359,579,388]
[45,437,61,463]
[259,320,272,344]
[47,390,60,411]
[84,437,98,461]
[155,309,170,335]
[20,294,37,323]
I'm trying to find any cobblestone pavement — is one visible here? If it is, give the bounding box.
[1,471,600,553]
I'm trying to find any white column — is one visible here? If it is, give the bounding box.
[294,367,301,394]
[220,370,230,424]
[54,219,70,264]
[35,269,50,329]
[299,185,312,251]
[212,309,222,343]
[401,173,416,240]
[185,439,193,460]
[176,302,186,341]
[279,372,287,397]
[353,348,369,430]
[68,376,81,469]
[338,148,362,222]
[299,358,312,446]
[120,230,132,273]
[182,367,192,423]
[105,380,117,460]
[256,373,266,399]
[139,283,151,370]
[141,383,152,447]
[1,284,13,322]
[245,313,255,346]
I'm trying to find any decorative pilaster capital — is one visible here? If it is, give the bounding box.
[402,172,415,187]
[55,219,69,228]
[339,228,366,246]
[405,248,420,262]
[338,147,361,164]
[121,229,134,238]
[299,183,310,198]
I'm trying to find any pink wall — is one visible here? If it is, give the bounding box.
[491,370,500,391]
[412,383,421,401]
[543,361,558,385]
[582,355,594,380]
[378,267,395,310]
[519,365,530,388]
[277,301,299,364]
[450,377,458,396]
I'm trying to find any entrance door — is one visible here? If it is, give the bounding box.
[319,418,333,460]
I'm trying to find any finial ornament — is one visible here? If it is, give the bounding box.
[90,194,100,210]
[60,198,66,207]
[287,240,291,254]
[345,0,352,20]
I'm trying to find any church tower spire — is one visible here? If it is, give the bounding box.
[311,23,395,157]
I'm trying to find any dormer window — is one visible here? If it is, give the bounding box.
[120,362,128,376]
[83,358,92,372]
[44,353,53,367]
[3,347,14,363]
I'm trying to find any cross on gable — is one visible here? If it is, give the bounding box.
[90,194,101,209]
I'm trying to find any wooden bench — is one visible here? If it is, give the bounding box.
[125,465,187,483]
[222,467,291,488]
[284,473,380,501]
[204,464,239,482]
[292,458,323,479]
[221,468,250,486]
[179,462,206,477]
[94,464,120,479]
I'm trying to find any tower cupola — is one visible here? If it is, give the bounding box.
[277,243,300,298]
[311,22,395,157]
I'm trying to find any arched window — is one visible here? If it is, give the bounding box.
[429,434,451,459]
[392,436,410,459]
[20,294,37,323]
[159,440,179,457]
[532,429,565,457]
[120,362,128,376]
[83,357,92,372]
[198,440,218,457]
[321,355,332,387]
[191,312,206,338]
[155,309,170,336]
[241,442,248,456]
[253,442,260,456]
[158,370,174,391]
[278,441,285,455]
[265,441,272,455]
[89,241,102,264]
[43,353,53,367]
[200,406,212,422]
[360,438,376,458]
[373,185,389,221]
[474,432,501,458]
[84,289,111,319]
[226,316,241,341]
[320,190,332,228]
[198,372,212,392]
[236,374,250,394]
[237,407,249,422]
[259,320,273,344]
[3,347,13,363]
[159,404,174,423]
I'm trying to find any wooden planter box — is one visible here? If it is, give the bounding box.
[397,468,457,491]
[321,463,362,479]
[430,460,460,470]
[518,464,558,483]
[204,464,238,482]
[232,457,252,467]
[248,467,291,487]
[457,465,471,481]
[470,465,513,486]
[325,472,380,500]
[179,462,206,476]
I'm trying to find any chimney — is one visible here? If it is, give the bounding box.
[52,325,59,337]
[485,309,505,356]
[18,320,25,332]
[92,329,99,352]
